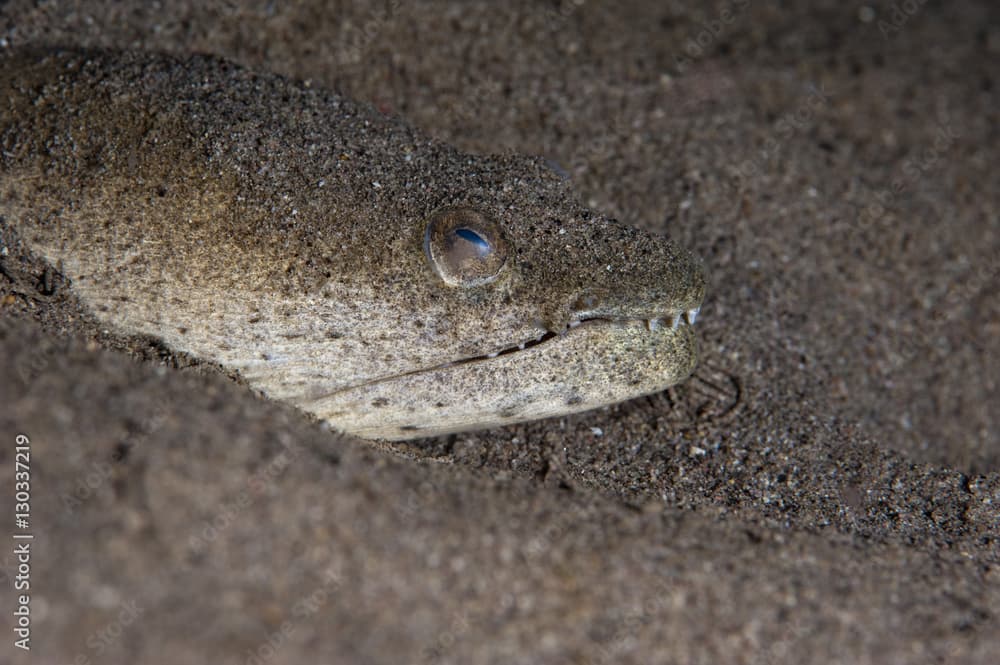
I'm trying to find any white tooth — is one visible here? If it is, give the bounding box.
[686,307,700,325]
[671,313,681,329]
[518,343,525,350]
[487,352,499,358]
[568,320,582,328]
[647,318,662,331]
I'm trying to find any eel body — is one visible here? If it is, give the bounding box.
[0,49,705,440]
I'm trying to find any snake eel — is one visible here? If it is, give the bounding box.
[0,48,705,440]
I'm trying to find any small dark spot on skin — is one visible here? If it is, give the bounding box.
[156,186,167,197]
[372,398,389,407]
[177,327,187,335]
[325,330,343,339]
[499,408,519,418]
[565,395,583,406]
[112,442,131,463]
[434,402,445,408]
[261,353,271,360]
[318,450,340,466]
[415,320,424,328]
[399,425,419,431]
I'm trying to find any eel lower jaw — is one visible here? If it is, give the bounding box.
[307,305,702,439]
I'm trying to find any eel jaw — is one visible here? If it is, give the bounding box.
[302,305,702,440]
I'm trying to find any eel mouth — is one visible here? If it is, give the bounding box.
[309,305,703,403]
[448,305,702,368]
[305,303,703,439]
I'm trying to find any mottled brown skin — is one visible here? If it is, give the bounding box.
[0,48,705,439]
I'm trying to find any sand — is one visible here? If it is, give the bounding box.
[1,1,998,663]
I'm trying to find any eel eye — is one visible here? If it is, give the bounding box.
[424,206,509,287]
